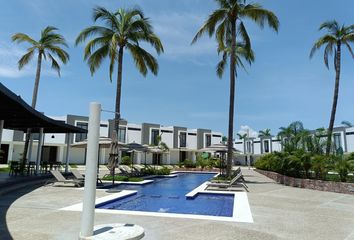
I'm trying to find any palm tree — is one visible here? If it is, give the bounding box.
[341,121,353,128]
[237,133,247,140]
[12,26,69,169]
[76,7,163,176]
[259,128,271,137]
[192,0,279,177]
[310,20,354,155]
[76,7,163,135]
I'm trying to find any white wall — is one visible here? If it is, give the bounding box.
[234,142,244,153]
[1,129,14,142]
[187,133,197,149]
[272,141,282,152]
[346,128,354,152]
[253,142,261,155]
[127,124,142,144]
[161,127,174,148]
[44,133,66,144]
[211,132,222,145]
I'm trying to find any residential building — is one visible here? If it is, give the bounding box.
[0,114,223,165]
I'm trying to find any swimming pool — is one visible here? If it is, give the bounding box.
[96,173,234,217]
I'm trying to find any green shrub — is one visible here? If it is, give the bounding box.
[311,155,328,180]
[141,166,171,175]
[183,159,196,168]
[196,155,208,169]
[102,175,143,182]
[121,156,132,165]
[334,155,352,182]
[155,166,171,175]
[206,158,222,168]
[69,164,78,169]
[282,154,302,177]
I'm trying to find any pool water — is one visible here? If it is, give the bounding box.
[96,173,234,217]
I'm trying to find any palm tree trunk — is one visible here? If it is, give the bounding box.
[112,46,124,184]
[226,19,237,177]
[21,52,43,171]
[326,42,341,155]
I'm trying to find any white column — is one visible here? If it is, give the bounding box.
[167,153,171,165]
[0,120,4,149]
[27,136,33,162]
[192,151,196,162]
[65,133,72,173]
[79,102,101,239]
[8,143,13,163]
[35,128,44,174]
[137,152,141,164]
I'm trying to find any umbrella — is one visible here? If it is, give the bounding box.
[107,132,126,185]
[198,143,240,175]
[71,137,126,149]
[198,143,240,153]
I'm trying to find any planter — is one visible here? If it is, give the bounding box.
[255,169,354,195]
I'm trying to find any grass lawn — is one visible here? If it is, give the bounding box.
[0,167,10,173]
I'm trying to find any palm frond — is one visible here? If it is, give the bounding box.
[241,3,279,32]
[87,44,109,75]
[11,33,38,45]
[18,50,35,70]
[191,8,227,44]
[48,53,61,76]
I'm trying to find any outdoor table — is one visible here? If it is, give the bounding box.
[92,223,144,240]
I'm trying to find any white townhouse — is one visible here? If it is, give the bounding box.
[0,114,223,165]
[234,126,354,165]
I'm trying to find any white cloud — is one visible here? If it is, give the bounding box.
[152,12,218,64]
[0,41,63,78]
[237,125,258,138]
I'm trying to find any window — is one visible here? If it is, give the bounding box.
[333,133,341,150]
[75,122,88,142]
[206,134,211,147]
[151,129,159,146]
[118,127,126,143]
[264,140,269,153]
[31,133,40,141]
[179,132,186,148]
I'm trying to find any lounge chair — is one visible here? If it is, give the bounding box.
[50,170,83,187]
[71,169,103,184]
[206,171,248,191]
[119,165,132,175]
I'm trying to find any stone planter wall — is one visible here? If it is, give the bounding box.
[255,169,354,195]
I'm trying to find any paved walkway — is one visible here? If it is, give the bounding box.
[1,168,354,239]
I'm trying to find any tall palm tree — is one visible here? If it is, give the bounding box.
[259,128,271,137]
[192,0,279,176]
[310,20,354,155]
[76,7,163,177]
[12,26,69,169]
[76,6,163,140]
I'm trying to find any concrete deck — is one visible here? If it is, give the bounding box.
[1,168,354,240]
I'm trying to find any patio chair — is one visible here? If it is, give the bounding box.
[9,161,20,176]
[49,170,83,187]
[71,169,103,184]
[206,171,248,192]
[118,165,132,176]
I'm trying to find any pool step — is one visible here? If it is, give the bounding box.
[150,195,162,198]
[168,196,180,199]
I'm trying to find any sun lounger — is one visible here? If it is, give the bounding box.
[71,169,103,184]
[50,170,83,187]
[206,171,248,191]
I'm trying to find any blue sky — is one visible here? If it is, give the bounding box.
[1,0,354,136]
